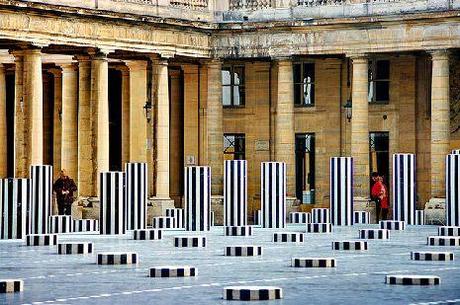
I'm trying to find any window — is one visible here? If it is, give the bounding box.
[224,134,245,160]
[222,65,245,107]
[294,62,315,106]
[368,59,390,104]
[295,133,315,204]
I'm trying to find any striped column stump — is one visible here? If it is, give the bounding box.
[359,229,390,240]
[272,232,304,243]
[225,226,253,236]
[452,149,460,154]
[224,160,247,227]
[211,211,215,227]
[415,210,425,225]
[26,234,58,246]
[225,245,263,256]
[289,212,311,224]
[174,236,206,248]
[385,275,440,285]
[185,166,211,231]
[392,154,416,224]
[152,216,176,229]
[332,241,368,251]
[125,162,147,231]
[97,252,138,265]
[438,226,460,237]
[312,208,330,224]
[73,219,99,232]
[306,223,332,233]
[446,154,460,226]
[330,157,353,226]
[0,178,29,239]
[165,208,185,229]
[148,266,197,277]
[223,286,282,301]
[29,165,53,234]
[253,210,261,226]
[57,242,93,255]
[261,162,286,229]
[411,251,454,261]
[353,211,370,225]
[133,229,162,240]
[380,220,406,231]
[291,258,336,268]
[0,280,23,293]
[100,172,125,235]
[427,236,460,246]
[49,215,73,233]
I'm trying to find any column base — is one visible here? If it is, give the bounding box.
[147,197,175,225]
[425,198,446,225]
[353,197,377,223]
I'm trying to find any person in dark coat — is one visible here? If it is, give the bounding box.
[53,169,77,216]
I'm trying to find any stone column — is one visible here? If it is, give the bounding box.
[182,64,199,166]
[0,64,7,178]
[49,68,62,180]
[152,57,170,198]
[59,63,78,182]
[205,60,223,195]
[350,55,370,198]
[91,55,109,194]
[125,60,148,163]
[77,56,93,197]
[273,58,295,196]
[430,50,450,198]
[12,51,25,177]
[23,49,43,167]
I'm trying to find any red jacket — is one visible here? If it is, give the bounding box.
[371,181,389,209]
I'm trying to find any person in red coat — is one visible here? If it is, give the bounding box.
[371,172,389,222]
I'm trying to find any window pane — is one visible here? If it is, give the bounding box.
[376,60,390,79]
[294,84,302,105]
[233,86,241,106]
[303,63,315,83]
[224,135,235,151]
[222,86,232,106]
[375,81,389,102]
[238,86,245,106]
[222,68,231,86]
[293,63,302,84]
[303,83,314,105]
[234,66,244,86]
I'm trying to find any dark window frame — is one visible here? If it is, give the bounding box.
[368,59,390,104]
[293,62,315,107]
[222,65,245,108]
[223,133,246,160]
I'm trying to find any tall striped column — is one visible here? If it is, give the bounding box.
[330,157,353,226]
[185,166,211,231]
[29,165,53,234]
[100,172,125,235]
[261,162,286,229]
[392,154,416,225]
[124,163,147,230]
[224,160,247,226]
[0,178,29,239]
[446,154,460,226]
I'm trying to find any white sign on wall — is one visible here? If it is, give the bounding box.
[255,140,270,151]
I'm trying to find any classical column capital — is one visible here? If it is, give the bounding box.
[347,53,368,64]
[200,58,222,68]
[271,56,292,65]
[429,49,450,60]
[124,60,148,71]
[48,67,62,78]
[56,62,78,72]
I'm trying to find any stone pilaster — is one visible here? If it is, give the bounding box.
[350,55,370,198]
[273,58,295,196]
[182,64,199,166]
[0,64,7,178]
[152,57,170,198]
[125,60,148,163]
[12,51,26,177]
[204,60,223,195]
[49,68,62,180]
[430,50,450,199]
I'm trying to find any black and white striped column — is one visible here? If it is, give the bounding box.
[100,172,125,235]
[452,149,460,154]
[353,211,370,224]
[125,162,147,231]
[415,210,425,225]
[185,166,211,231]
[392,154,416,224]
[29,165,53,234]
[261,162,286,229]
[0,178,29,239]
[446,154,460,226]
[224,160,247,227]
[330,157,353,226]
[253,210,261,225]
[165,208,184,228]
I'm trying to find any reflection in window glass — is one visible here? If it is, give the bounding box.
[224,134,245,160]
[221,65,245,107]
[368,59,390,104]
[294,63,315,106]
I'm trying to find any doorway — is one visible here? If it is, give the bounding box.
[108,69,122,171]
[369,132,390,188]
[295,133,315,204]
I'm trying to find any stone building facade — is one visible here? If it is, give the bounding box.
[0,0,459,220]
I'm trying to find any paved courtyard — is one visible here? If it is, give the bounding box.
[0,225,459,305]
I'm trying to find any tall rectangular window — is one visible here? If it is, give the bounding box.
[369,132,390,187]
[222,65,245,107]
[368,59,390,104]
[224,134,245,160]
[294,62,315,106]
[295,133,315,204]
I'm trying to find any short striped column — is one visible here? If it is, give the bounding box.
[26,234,58,246]
[0,280,23,293]
[29,165,53,234]
[353,211,370,224]
[165,208,185,228]
[452,149,460,154]
[224,160,247,227]
[312,208,330,224]
[415,210,425,225]
[438,226,460,236]
[152,216,176,229]
[0,178,29,239]
[57,242,93,255]
[446,154,460,226]
[49,215,73,233]
[185,166,211,231]
[100,172,125,235]
[392,154,416,224]
[330,157,353,226]
[289,212,311,224]
[253,210,261,225]
[125,162,147,231]
[261,162,286,229]
[73,219,99,232]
